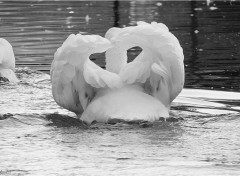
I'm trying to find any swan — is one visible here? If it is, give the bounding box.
[0,38,18,83]
[51,22,184,124]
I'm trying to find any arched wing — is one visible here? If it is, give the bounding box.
[106,22,185,108]
[50,33,122,115]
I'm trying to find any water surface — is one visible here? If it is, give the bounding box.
[1,1,240,175]
[1,69,240,175]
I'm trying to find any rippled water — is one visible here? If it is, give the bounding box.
[1,69,240,175]
[1,1,239,91]
[1,1,240,176]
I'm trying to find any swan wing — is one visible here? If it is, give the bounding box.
[83,60,122,88]
[51,33,122,114]
[51,58,87,114]
[106,22,184,108]
[51,34,97,114]
[118,54,150,84]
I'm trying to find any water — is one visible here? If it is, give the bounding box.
[1,1,240,175]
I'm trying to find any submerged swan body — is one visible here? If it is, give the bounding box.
[51,22,184,124]
[0,38,18,83]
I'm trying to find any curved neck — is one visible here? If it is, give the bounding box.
[105,46,127,74]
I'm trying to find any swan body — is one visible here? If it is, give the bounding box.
[81,84,169,124]
[0,38,18,83]
[51,22,184,124]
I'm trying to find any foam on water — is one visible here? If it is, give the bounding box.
[0,68,240,175]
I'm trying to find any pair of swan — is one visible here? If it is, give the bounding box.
[50,22,185,124]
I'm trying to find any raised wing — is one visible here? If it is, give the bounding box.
[106,22,185,108]
[50,33,122,115]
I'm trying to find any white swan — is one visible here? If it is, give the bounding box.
[0,38,18,83]
[51,22,184,124]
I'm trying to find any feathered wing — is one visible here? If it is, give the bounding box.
[106,22,185,108]
[50,42,91,114]
[0,38,18,83]
[50,33,122,115]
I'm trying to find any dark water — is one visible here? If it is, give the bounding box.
[0,0,239,91]
[1,1,240,176]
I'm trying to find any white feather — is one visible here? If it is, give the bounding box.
[51,22,185,124]
[51,33,123,115]
[0,38,18,83]
[106,21,185,108]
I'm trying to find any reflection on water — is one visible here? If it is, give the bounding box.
[1,1,240,176]
[0,1,239,91]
